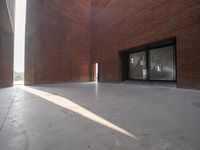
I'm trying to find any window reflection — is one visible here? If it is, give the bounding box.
[149,46,175,80]
[129,51,147,80]
[128,45,176,81]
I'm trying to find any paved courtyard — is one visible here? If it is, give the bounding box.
[0,82,200,150]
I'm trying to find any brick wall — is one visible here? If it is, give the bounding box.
[25,0,92,84]
[1,0,200,89]
[0,1,14,87]
[92,0,200,89]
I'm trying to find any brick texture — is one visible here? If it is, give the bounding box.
[1,0,200,89]
[25,0,92,84]
[0,1,14,87]
[92,0,200,89]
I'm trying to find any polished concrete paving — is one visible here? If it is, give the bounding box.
[0,82,200,150]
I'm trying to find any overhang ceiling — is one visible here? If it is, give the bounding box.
[0,0,15,33]
[6,0,15,31]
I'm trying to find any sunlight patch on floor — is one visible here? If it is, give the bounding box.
[20,86,138,139]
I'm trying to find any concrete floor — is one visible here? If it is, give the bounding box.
[0,82,200,150]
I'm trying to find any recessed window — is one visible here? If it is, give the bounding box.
[149,45,176,80]
[128,44,176,81]
[120,38,176,82]
[129,51,147,80]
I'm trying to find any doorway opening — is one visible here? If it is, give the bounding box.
[13,0,27,85]
[93,63,99,82]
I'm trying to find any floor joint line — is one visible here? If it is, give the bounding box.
[0,87,19,131]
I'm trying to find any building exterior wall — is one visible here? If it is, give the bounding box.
[92,0,200,89]
[0,1,14,87]
[25,0,92,84]
[1,0,200,89]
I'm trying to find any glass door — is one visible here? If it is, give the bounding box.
[129,51,147,80]
[128,45,176,81]
[149,45,176,81]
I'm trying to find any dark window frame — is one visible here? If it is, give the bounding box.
[120,37,177,82]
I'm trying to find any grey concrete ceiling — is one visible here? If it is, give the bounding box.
[0,0,15,33]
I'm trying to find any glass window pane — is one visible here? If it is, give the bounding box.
[129,51,147,80]
[149,45,176,80]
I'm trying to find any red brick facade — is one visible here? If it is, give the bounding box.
[92,0,200,89]
[25,0,91,84]
[0,1,14,87]
[0,0,200,89]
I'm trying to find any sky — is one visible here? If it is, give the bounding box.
[14,0,27,73]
